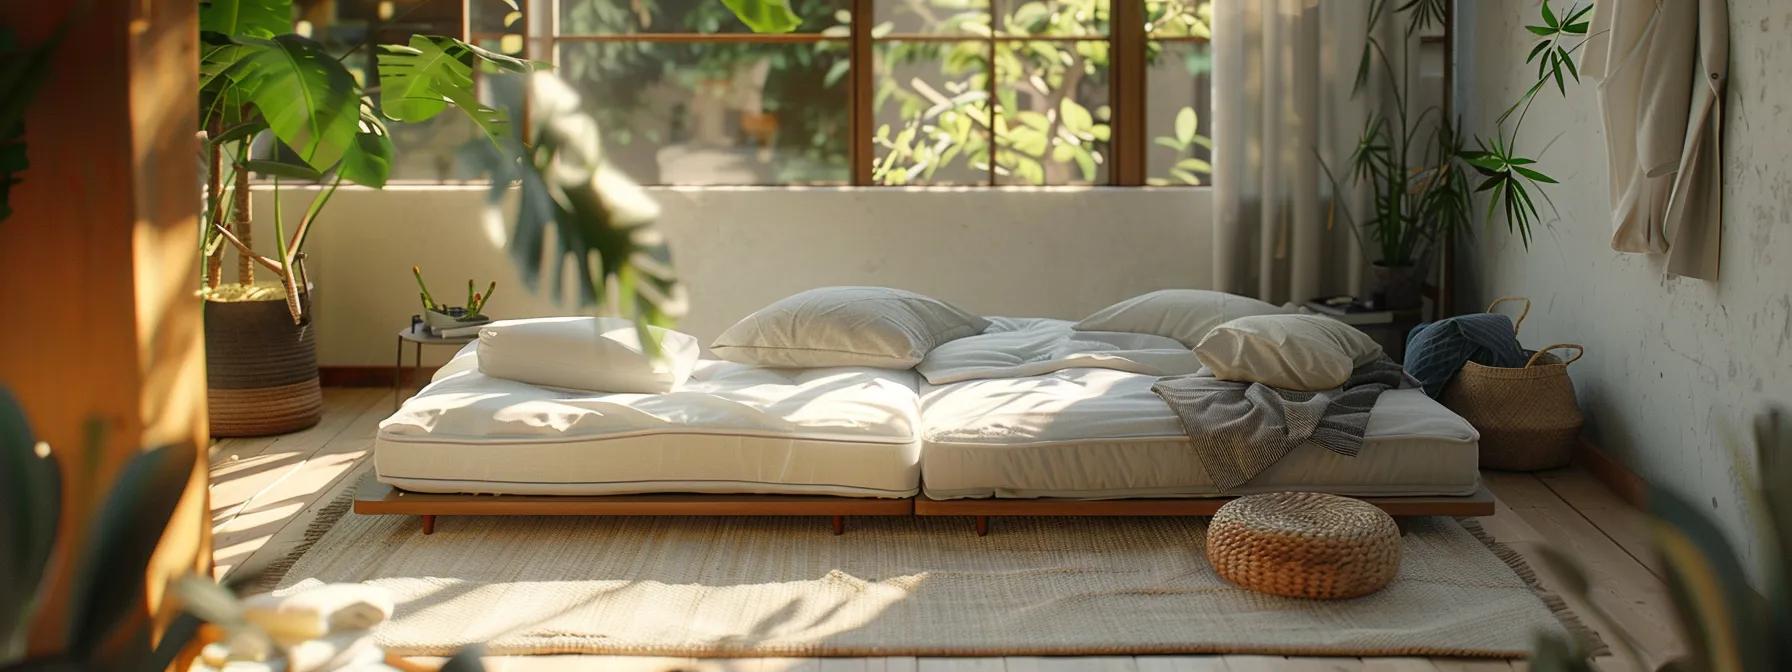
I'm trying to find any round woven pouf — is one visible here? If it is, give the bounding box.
[1206,492,1401,599]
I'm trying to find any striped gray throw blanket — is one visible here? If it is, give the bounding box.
[1150,357,1415,492]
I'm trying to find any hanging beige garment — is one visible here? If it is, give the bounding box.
[1584,0,1697,255]
[1663,0,1728,280]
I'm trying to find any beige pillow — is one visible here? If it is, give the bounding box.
[477,316,700,393]
[711,286,990,369]
[1074,289,1287,347]
[1194,314,1384,391]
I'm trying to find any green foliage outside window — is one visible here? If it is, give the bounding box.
[546,0,1214,186]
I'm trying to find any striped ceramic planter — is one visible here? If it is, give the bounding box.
[204,292,322,437]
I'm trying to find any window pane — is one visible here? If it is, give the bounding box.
[875,0,992,37]
[1145,41,1213,186]
[872,41,992,185]
[1144,0,1212,39]
[994,40,1109,185]
[559,0,850,35]
[996,0,1109,38]
[557,41,851,185]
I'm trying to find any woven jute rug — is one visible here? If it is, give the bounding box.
[264,493,1599,658]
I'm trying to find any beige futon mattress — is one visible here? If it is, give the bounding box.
[920,367,1481,500]
[375,346,923,497]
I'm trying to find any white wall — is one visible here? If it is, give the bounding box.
[249,187,1211,367]
[1455,0,1792,562]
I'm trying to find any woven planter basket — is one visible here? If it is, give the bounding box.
[1442,297,1585,472]
[1205,492,1401,600]
[204,290,321,437]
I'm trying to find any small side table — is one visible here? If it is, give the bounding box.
[394,326,477,410]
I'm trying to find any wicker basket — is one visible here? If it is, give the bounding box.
[1205,492,1401,600]
[204,291,322,437]
[1444,326,1585,471]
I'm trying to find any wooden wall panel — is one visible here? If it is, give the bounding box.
[0,0,207,655]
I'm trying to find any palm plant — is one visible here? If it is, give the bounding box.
[1461,0,1594,247]
[1318,0,1473,291]
[1321,0,1591,307]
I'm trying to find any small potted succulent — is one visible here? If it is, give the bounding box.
[413,266,496,335]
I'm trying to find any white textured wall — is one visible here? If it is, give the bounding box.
[248,187,1211,367]
[1454,0,1792,561]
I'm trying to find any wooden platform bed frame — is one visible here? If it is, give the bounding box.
[354,481,1496,537]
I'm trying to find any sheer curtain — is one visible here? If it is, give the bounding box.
[1210,0,1395,305]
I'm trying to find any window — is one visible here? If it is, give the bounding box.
[313,0,1213,186]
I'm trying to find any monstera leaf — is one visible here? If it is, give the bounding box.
[199,0,292,40]
[474,72,685,351]
[337,102,395,188]
[722,0,802,33]
[377,36,537,142]
[225,34,362,172]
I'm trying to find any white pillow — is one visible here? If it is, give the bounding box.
[1194,314,1384,391]
[476,316,700,393]
[711,286,990,369]
[1074,289,1287,347]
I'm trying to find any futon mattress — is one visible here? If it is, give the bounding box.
[375,346,923,497]
[918,324,1482,500]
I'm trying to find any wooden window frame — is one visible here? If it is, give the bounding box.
[499,0,1211,187]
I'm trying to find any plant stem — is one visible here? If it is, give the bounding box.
[413,266,438,311]
[213,223,283,274]
[204,123,225,290]
[287,175,341,261]
[232,142,254,286]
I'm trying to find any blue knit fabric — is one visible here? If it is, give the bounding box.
[1403,313,1528,398]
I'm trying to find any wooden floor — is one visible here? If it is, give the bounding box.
[210,388,1681,672]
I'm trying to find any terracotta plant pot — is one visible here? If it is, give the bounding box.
[1370,262,1424,311]
[204,290,322,437]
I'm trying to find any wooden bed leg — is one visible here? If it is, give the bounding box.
[832,515,845,535]
[974,516,989,537]
[420,515,436,535]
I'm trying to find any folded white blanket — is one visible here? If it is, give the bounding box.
[917,317,1204,385]
[286,630,384,672]
[248,582,395,643]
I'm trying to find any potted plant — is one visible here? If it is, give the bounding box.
[196,0,535,436]
[413,267,497,335]
[1323,0,1589,311]
[1318,1,1473,311]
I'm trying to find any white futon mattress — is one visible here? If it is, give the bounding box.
[375,346,922,497]
[918,320,1482,500]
